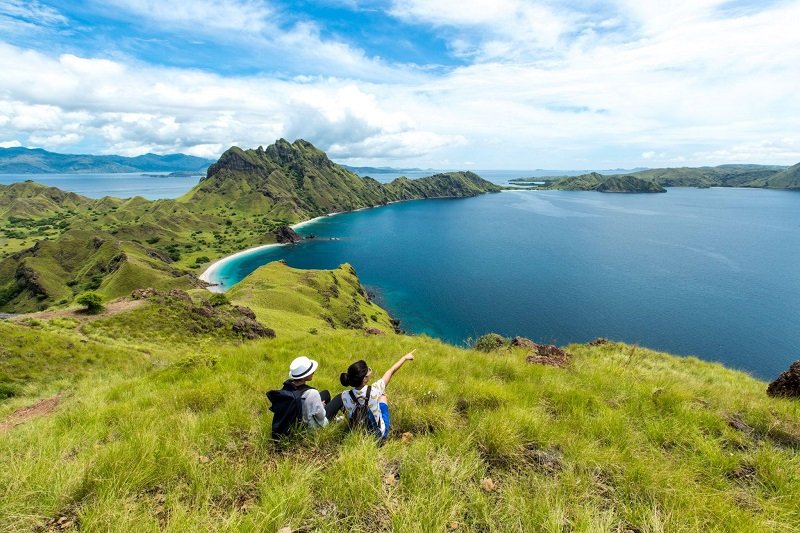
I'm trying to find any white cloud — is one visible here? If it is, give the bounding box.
[0,140,22,148]
[0,42,456,163]
[101,0,274,33]
[1,1,800,167]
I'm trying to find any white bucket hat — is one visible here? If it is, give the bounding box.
[289,356,318,380]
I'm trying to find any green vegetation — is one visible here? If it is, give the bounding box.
[1,261,799,531]
[2,140,799,530]
[0,139,500,312]
[512,163,800,191]
[76,292,103,313]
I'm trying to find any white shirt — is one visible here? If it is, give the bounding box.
[301,389,328,429]
[341,379,386,434]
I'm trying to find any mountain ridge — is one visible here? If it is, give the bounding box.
[0,147,214,174]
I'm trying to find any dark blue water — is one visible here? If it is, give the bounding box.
[212,188,800,380]
[0,173,202,199]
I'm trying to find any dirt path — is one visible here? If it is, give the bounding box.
[0,392,65,433]
[10,298,146,323]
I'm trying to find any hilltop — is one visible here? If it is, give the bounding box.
[0,147,213,174]
[0,260,798,531]
[0,139,500,312]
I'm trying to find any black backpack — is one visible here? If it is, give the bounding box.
[267,381,311,439]
[348,385,378,435]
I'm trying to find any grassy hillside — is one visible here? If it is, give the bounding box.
[1,261,798,532]
[0,139,499,312]
[184,140,501,222]
[538,173,666,193]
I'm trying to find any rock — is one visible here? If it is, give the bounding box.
[305,233,316,239]
[233,305,256,319]
[365,327,386,335]
[767,360,800,399]
[147,249,173,263]
[191,305,214,317]
[277,527,292,533]
[588,337,609,346]
[232,318,276,339]
[274,225,302,244]
[131,288,159,299]
[510,336,538,350]
[167,289,192,302]
[383,474,397,486]
[400,432,413,443]
[526,344,570,367]
[726,413,754,435]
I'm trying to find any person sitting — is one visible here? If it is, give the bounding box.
[340,350,415,440]
[267,356,343,439]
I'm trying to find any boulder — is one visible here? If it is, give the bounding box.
[365,327,386,336]
[510,336,538,350]
[232,318,276,339]
[526,344,571,368]
[131,288,160,300]
[274,225,302,244]
[767,360,800,399]
[167,289,192,302]
[588,337,609,346]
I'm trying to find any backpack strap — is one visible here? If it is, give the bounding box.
[348,385,372,406]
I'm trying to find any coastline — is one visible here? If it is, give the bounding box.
[198,194,499,292]
[198,213,337,292]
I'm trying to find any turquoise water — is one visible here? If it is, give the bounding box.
[213,188,800,380]
[0,173,202,199]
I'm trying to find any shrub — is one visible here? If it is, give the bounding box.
[194,256,210,265]
[76,292,104,314]
[207,293,229,307]
[475,333,507,352]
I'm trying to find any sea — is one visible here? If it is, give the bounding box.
[3,171,798,380]
[211,188,800,381]
[0,172,203,199]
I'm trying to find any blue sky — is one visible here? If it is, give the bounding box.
[1,0,799,168]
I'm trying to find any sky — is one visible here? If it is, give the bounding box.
[1,0,799,169]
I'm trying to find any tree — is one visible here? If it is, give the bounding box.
[76,292,104,314]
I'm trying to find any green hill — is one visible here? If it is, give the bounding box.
[534,164,794,191]
[761,163,800,189]
[0,140,499,312]
[183,139,501,221]
[1,261,798,531]
[541,172,666,193]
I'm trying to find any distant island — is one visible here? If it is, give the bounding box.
[510,163,800,192]
[0,147,214,174]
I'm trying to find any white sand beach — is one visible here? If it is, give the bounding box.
[198,214,336,292]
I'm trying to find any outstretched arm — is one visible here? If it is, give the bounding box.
[382,349,416,387]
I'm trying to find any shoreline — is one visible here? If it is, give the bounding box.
[198,194,497,292]
[198,213,338,292]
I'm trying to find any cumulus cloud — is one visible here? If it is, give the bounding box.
[1,1,799,167]
[0,140,22,148]
[0,42,455,161]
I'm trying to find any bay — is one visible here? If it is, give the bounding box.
[212,188,800,381]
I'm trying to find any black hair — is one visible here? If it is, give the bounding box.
[340,360,368,387]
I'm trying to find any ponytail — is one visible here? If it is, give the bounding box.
[341,360,369,388]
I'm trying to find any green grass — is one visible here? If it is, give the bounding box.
[1,266,799,531]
